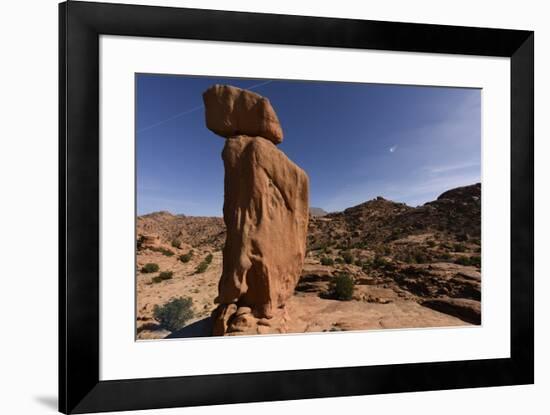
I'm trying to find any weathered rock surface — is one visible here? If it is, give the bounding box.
[421,297,481,325]
[138,234,161,248]
[212,135,309,335]
[203,84,283,144]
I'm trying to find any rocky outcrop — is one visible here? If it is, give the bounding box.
[421,298,481,325]
[203,85,309,335]
[203,84,283,144]
[138,234,161,248]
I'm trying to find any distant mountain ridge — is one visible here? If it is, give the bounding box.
[308,183,481,251]
[309,207,328,217]
[137,183,481,252]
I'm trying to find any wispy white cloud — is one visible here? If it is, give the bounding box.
[389,145,398,153]
[427,161,480,175]
[322,169,480,212]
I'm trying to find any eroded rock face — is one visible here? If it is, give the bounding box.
[203,84,283,144]
[203,85,309,336]
[138,234,160,248]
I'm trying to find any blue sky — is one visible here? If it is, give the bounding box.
[136,74,481,216]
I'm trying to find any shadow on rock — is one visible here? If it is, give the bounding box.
[165,317,214,339]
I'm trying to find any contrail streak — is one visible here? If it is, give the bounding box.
[137,79,275,134]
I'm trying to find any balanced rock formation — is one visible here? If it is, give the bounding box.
[203,84,283,144]
[203,84,309,335]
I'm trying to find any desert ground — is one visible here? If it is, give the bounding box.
[136,183,481,340]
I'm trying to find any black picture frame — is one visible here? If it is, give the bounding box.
[59,1,534,413]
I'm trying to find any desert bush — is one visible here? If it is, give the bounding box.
[334,257,344,264]
[320,256,334,266]
[372,255,389,268]
[354,259,363,267]
[469,256,481,267]
[453,243,466,253]
[342,251,354,264]
[159,271,173,279]
[426,240,437,248]
[150,246,175,257]
[414,252,429,264]
[439,252,452,261]
[204,253,213,264]
[141,263,159,273]
[161,248,175,256]
[153,297,194,332]
[455,256,481,267]
[179,251,193,263]
[330,274,355,301]
[171,239,182,249]
[455,256,470,266]
[152,271,173,283]
[195,261,209,274]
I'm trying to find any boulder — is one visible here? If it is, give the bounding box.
[138,234,160,248]
[202,84,283,144]
[421,297,481,325]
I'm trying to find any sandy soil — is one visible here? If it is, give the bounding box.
[136,247,470,340]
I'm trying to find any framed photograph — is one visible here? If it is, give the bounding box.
[59,1,533,413]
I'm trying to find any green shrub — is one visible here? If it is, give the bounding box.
[426,240,437,248]
[320,256,334,266]
[330,274,355,301]
[469,256,481,267]
[354,259,363,267]
[180,250,194,262]
[150,246,175,257]
[342,251,354,264]
[153,297,194,332]
[455,256,481,267]
[162,248,175,257]
[335,257,343,264]
[372,255,389,268]
[453,243,466,253]
[204,253,213,264]
[455,256,469,266]
[171,239,182,249]
[195,261,209,274]
[179,252,193,263]
[152,271,173,283]
[439,252,452,261]
[160,271,173,279]
[414,252,429,264]
[141,263,159,273]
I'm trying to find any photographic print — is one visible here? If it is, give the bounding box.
[135,75,482,340]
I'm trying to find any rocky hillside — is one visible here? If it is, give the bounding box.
[308,183,481,260]
[138,183,481,257]
[137,211,225,250]
[136,183,482,339]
